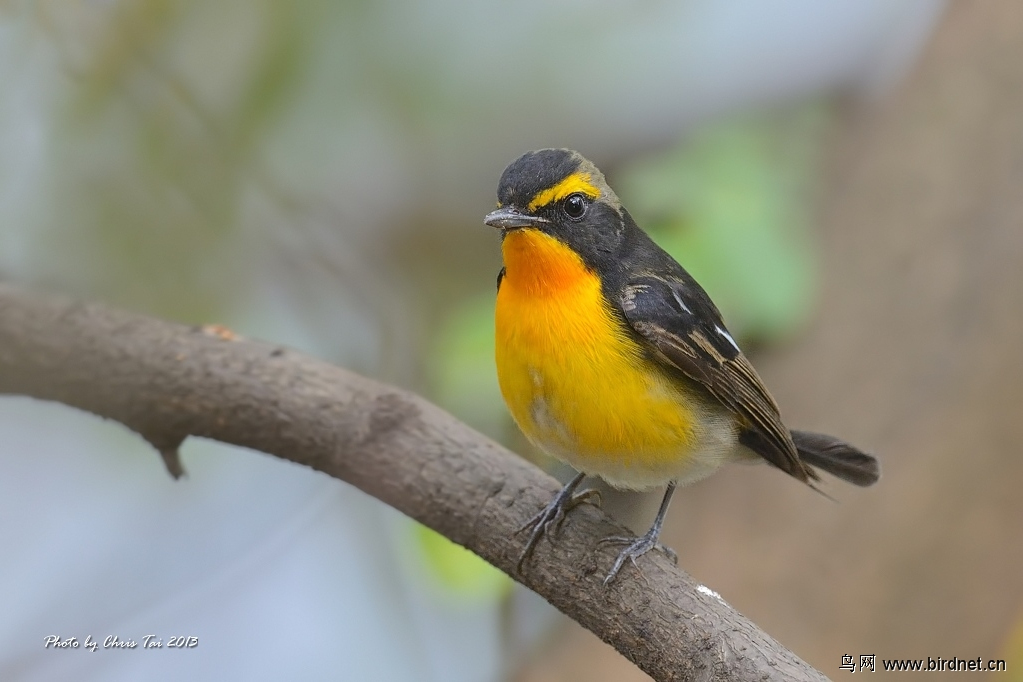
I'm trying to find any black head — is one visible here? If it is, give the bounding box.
[484,149,629,272]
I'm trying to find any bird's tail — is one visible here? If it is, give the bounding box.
[790,430,880,487]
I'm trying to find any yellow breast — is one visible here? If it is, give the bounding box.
[495,229,714,489]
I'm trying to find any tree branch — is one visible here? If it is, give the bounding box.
[0,284,828,682]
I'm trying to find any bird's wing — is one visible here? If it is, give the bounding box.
[620,275,815,483]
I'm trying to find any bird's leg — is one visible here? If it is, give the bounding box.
[599,483,678,585]
[516,471,600,573]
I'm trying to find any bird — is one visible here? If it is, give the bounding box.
[483,148,879,584]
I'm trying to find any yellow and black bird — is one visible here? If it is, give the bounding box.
[484,148,879,584]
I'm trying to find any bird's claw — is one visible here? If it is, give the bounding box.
[561,488,602,520]
[599,532,677,586]
[516,483,601,574]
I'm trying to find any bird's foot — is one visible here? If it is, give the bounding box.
[599,529,677,586]
[516,475,600,574]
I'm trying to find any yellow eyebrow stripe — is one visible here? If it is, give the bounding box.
[527,172,601,211]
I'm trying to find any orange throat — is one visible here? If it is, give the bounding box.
[500,229,592,296]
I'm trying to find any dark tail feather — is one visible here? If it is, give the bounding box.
[790,430,880,487]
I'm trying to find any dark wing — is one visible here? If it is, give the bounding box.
[620,275,816,484]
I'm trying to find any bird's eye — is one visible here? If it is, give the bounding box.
[563,193,587,220]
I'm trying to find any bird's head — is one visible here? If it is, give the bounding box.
[484,149,629,272]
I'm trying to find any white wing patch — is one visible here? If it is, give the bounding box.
[671,288,691,314]
[714,324,740,352]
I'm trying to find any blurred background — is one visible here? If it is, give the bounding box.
[2,0,1022,680]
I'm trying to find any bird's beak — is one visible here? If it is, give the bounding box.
[483,207,547,231]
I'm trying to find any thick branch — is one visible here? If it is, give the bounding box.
[0,284,827,682]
